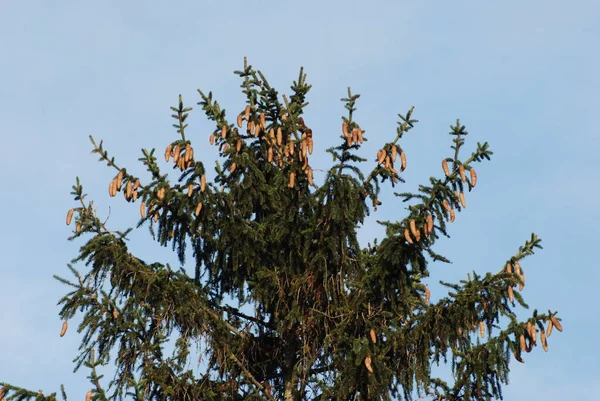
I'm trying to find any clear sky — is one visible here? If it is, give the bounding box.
[1,1,598,400]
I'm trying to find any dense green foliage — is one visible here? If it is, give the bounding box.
[1,60,562,401]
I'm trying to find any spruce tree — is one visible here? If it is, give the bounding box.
[1,59,563,401]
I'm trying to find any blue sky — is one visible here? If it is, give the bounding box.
[1,1,598,400]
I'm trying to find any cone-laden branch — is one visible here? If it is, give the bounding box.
[6,60,563,401]
[56,219,284,400]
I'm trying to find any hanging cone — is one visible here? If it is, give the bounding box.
[550,316,563,332]
[400,151,407,172]
[404,228,413,244]
[459,165,466,182]
[342,121,349,137]
[470,168,477,187]
[259,112,266,129]
[60,321,68,337]
[364,356,374,374]
[442,159,450,176]
[442,200,451,212]
[66,209,74,225]
[377,150,386,165]
[116,171,123,190]
[126,181,133,200]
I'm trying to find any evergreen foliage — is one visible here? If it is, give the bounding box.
[1,59,563,401]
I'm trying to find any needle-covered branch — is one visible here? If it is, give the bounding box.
[6,60,562,401]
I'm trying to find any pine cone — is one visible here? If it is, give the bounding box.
[364,356,374,374]
[459,165,466,182]
[442,159,450,176]
[60,321,68,337]
[404,228,413,244]
[550,316,563,332]
[66,209,74,226]
[470,168,477,187]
